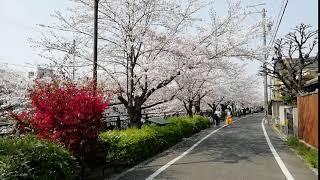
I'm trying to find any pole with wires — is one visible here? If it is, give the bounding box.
[262,8,269,122]
[72,39,76,81]
[93,0,98,90]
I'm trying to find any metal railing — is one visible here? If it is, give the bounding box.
[0,122,15,136]
[0,111,188,135]
[101,110,187,130]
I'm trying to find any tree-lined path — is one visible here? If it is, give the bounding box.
[112,114,317,180]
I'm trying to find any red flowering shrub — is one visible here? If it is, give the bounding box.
[13,111,34,134]
[15,81,108,158]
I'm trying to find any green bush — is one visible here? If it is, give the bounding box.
[168,117,194,137]
[192,115,211,131]
[168,116,210,136]
[151,124,183,149]
[286,136,318,168]
[100,116,211,166]
[0,135,80,180]
[100,126,161,166]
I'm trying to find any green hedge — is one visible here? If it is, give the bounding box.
[0,135,80,180]
[99,115,210,166]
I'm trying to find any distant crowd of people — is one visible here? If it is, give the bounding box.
[202,106,264,126]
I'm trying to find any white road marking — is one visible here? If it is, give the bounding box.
[145,117,242,180]
[261,118,295,180]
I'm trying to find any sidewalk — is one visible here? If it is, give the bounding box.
[267,118,318,176]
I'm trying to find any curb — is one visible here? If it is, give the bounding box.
[271,123,287,141]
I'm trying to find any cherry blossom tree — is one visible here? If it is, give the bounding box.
[31,0,263,126]
[0,66,29,121]
[32,0,211,127]
[199,61,263,116]
[170,0,263,117]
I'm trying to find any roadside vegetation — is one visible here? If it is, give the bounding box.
[0,80,212,179]
[286,136,318,169]
[99,116,210,167]
[0,135,80,179]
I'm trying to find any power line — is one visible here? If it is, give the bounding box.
[266,0,288,59]
[268,0,285,41]
[0,61,35,69]
[270,0,284,27]
[268,0,285,46]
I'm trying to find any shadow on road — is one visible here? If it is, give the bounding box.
[113,114,292,180]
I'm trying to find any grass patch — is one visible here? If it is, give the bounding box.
[286,136,318,169]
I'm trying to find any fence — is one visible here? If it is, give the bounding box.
[0,111,188,136]
[1,108,260,136]
[101,111,187,130]
[297,92,318,148]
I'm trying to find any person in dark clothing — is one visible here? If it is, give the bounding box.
[214,113,220,126]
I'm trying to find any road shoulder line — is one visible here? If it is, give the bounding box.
[145,116,244,180]
[261,118,295,180]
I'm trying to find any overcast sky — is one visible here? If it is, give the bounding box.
[0,0,318,97]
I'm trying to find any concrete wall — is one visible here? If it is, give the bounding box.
[279,105,292,125]
[272,101,284,124]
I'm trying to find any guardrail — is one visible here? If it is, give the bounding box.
[101,111,187,130]
[0,111,188,136]
[0,122,15,136]
[0,109,263,135]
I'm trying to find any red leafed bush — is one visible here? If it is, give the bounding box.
[13,111,34,134]
[16,81,108,158]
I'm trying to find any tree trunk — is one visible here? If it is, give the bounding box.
[187,109,193,117]
[127,106,142,128]
[194,94,201,114]
[184,99,194,117]
[211,103,216,117]
[194,101,200,114]
[231,103,236,116]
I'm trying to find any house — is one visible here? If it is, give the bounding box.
[36,67,55,79]
[304,76,318,92]
[271,57,318,128]
[271,57,318,100]
[27,67,55,81]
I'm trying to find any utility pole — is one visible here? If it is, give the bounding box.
[262,8,269,121]
[246,4,268,121]
[269,74,272,101]
[93,0,98,90]
[72,39,76,81]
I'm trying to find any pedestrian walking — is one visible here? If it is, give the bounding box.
[215,113,220,126]
[225,108,233,125]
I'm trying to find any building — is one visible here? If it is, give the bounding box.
[271,57,318,101]
[36,67,55,79]
[271,57,318,124]
[304,76,318,92]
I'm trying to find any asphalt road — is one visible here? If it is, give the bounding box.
[110,114,317,180]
